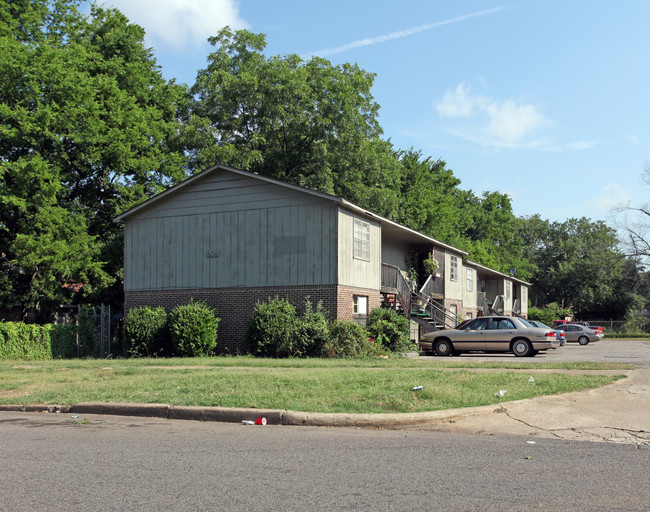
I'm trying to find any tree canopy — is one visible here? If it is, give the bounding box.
[520,216,633,317]
[0,9,635,320]
[184,27,402,219]
[0,0,186,318]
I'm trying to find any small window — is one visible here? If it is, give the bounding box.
[465,312,473,320]
[353,295,367,315]
[353,219,370,261]
[450,255,458,281]
[466,268,474,291]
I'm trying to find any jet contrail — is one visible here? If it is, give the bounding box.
[304,6,512,58]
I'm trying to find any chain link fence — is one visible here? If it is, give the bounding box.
[76,305,124,358]
[584,318,649,335]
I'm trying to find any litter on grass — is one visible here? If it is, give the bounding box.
[495,390,507,397]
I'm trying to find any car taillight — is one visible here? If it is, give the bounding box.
[545,331,556,337]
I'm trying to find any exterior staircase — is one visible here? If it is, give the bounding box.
[381,263,455,334]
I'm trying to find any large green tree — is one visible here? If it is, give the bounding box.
[521,216,631,318]
[0,0,186,318]
[185,27,402,218]
[395,150,533,279]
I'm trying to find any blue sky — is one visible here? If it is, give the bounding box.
[94,0,649,224]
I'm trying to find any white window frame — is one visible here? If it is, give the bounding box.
[353,219,370,261]
[450,255,458,281]
[353,295,368,315]
[466,268,474,291]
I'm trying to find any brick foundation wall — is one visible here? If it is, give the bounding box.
[125,285,379,354]
[336,285,383,326]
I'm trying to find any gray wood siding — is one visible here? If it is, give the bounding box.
[337,209,381,290]
[132,172,322,219]
[123,173,338,291]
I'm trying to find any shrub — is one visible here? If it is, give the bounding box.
[322,320,386,358]
[246,297,297,357]
[51,324,78,358]
[0,322,52,360]
[279,300,329,358]
[124,306,169,357]
[528,302,571,326]
[169,300,220,357]
[366,308,412,352]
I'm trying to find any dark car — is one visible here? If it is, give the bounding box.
[418,316,560,357]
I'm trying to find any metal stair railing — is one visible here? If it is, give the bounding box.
[411,291,457,330]
[381,263,412,317]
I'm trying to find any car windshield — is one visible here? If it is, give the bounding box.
[459,317,489,330]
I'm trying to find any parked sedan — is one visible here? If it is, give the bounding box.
[418,316,560,357]
[529,320,566,346]
[562,323,602,345]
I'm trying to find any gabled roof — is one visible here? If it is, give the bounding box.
[113,163,466,255]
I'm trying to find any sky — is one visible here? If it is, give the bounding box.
[90,0,649,224]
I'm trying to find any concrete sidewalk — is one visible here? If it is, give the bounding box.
[2,369,648,445]
[409,368,650,445]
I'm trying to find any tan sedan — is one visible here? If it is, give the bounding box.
[419,316,560,357]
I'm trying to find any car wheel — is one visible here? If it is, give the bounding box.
[578,336,589,345]
[529,350,539,357]
[434,338,454,356]
[512,339,532,357]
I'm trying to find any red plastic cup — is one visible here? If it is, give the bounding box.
[255,417,267,425]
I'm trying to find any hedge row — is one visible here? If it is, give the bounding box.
[0,322,76,360]
[245,297,413,358]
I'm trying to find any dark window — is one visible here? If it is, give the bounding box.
[466,318,489,330]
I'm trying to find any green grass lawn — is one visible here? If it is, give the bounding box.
[0,357,632,414]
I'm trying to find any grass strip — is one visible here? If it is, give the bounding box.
[0,357,629,414]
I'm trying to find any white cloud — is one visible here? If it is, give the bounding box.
[435,83,551,148]
[106,0,249,51]
[566,140,598,150]
[436,83,475,118]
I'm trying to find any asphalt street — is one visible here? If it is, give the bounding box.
[0,411,648,512]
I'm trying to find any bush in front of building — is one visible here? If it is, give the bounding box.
[366,308,412,352]
[0,322,52,360]
[169,300,220,357]
[124,306,170,357]
[279,300,330,358]
[322,320,387,358]
[246,297,298,357]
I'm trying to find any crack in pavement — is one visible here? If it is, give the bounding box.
[502,408,650,445]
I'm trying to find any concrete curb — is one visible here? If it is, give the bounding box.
[0,400,499,429]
